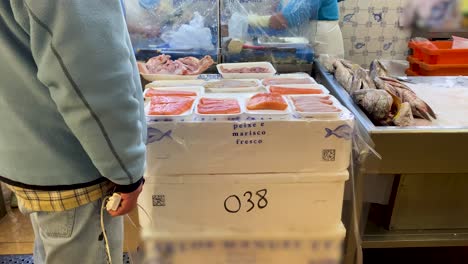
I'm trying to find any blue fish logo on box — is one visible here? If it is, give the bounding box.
[325,125,353,140]
[147,127,173,144]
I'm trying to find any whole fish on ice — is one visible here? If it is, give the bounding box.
[352,89,393,121]
[370,60,436,120]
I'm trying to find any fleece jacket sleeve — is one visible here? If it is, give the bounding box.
[23,0,146,191]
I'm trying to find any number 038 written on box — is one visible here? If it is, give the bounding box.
[224,189,268,213]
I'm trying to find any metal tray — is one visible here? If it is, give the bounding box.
[314,62,468,174]
[257,37,310,47]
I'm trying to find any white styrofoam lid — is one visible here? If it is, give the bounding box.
[141,223,346,240]
[144,171,349,184]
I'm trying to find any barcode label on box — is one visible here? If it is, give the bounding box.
[152,194,166,207]
[322,149,336,161]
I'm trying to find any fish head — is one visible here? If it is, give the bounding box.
[393,102,414,127]
[352,89,392,120]
[369,60,388,79]
[334,60,354,92]
[386,90,402,113]
[317,54,338,73]
[340,60,361,73]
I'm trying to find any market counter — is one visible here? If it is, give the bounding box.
[314,63,468,264]
[315,65,468,174]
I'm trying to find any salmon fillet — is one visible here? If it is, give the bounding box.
[148,96,194,115]
[269,86,324,95]
[145,89,197,97]
[198,98,241,114]
[247,93,288,111]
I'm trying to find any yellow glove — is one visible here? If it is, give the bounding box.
[247,14,271,27]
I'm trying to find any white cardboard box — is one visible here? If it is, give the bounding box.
[146,116,353,175]
[138,172,348,233]
[142,224,345,264]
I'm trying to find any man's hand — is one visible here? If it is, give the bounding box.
[108,182,143,217]
[269,13,288,30]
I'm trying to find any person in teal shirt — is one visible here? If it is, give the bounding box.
[248,0,345,58]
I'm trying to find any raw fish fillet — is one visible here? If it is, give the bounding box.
[142,55,214,75]
[197,98,241,114]
[151,96,194,104]
[145,89,197,97]
[269,86,324,95]
[292,96,341,113]
[204,80,258,89]
[220,66,270,73]
[247,93,288,111]
[262,78,315,86]
[148,96,194,115]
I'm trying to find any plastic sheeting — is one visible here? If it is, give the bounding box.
[123,0,318,64]
[123,0,219,61]
[221,0,317,63]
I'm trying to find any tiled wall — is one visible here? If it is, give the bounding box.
[339,0,411,68]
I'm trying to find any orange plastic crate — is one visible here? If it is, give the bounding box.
[408,41,468,65]
[405,69,420,76]
[407,56,422,75]
[407,56,468,76]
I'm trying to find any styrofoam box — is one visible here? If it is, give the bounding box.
[141,224,345,264]
[138,172,348,233]
[146,116,353,175]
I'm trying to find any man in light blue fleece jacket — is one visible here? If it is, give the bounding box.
[0,1,146,263]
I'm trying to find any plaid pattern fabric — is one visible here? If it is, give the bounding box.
[6,181,114,212]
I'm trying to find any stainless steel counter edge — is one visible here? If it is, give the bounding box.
[314,62,468,134]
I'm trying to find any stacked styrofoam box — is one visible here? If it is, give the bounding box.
[139,112,353,263]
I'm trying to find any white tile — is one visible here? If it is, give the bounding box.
[393,39,411,56]
[366,22,385,38]
[342,0,359,8]
[366,38,384,53]
[386,0,404,9]
[355,9,372,25]
[356,0,371,10]
[340,24,357,39]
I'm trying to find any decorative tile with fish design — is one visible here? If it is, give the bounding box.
[339,0,411,68]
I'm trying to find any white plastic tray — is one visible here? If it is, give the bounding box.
[277,72,312,78]
[141,73,200,82]
[267,83,330,95]
[217,62,276,79]
[204,79,264,93]
[261,76,317,86]
[288,95,345,119]
[245,94,291,121]
[143,86,204,99]
[145,80,205,88]
[145,98,196,122]
[194,96,244,121]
